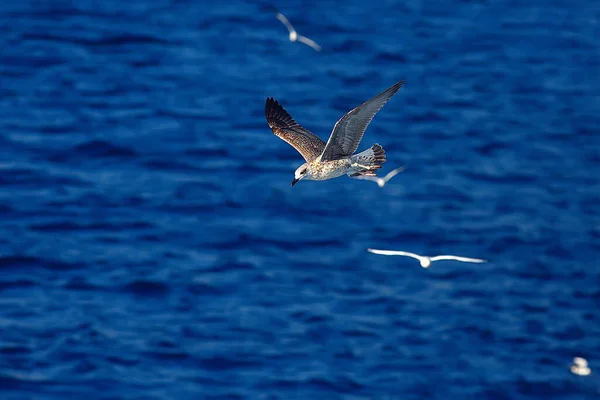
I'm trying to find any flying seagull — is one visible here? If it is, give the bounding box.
[265,81,404,186]
[570,357,591,376]
[367,248,487,268]
[353,166,406,187]
[272,7,322,52]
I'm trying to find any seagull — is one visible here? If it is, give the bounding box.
[367,248,487,268]
[353,166,406,187]
[272,7,322,52]
[571,357,592,376]
[265,81,404,187]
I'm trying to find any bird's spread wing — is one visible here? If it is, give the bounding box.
[297,35,322,51]
[319,81,404,161]
[355,166,404,187]
[367,249,421,259]
[382,166,405,182]
[275,12,295,34]
[353,175,384,186]
[430,255,487,263]
[265,97,326,162]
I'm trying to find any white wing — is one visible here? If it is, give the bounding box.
[429,255,487,263]
[297,35,322,51]
[353,175,385,187]
[381,166,405,183]
[354,165,405,187]
[275,12,296,35]
[367,249,423,260]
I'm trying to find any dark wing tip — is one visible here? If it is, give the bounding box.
[265,96,274,110]
[387,80,405,97]
[265,97,278,120]
[265,97,295,130]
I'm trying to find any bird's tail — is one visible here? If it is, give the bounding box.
[348,144,386,177]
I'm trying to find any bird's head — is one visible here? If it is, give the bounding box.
[419,258,431,268]
[291,163,310,187]
[289,31,297,42]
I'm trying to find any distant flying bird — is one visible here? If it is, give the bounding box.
[353,166,406,187]
[570,357,591,376]
[272,7,322,52]
[265,81,404,187]
[367,248,487,268]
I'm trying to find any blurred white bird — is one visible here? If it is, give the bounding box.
[272,7,322,52]
[571,357,591,376]
[353,166,405,187]
[367,249,487,268]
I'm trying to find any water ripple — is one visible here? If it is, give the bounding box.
[1,1,599,399]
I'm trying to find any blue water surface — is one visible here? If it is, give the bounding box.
[1,0,600,399]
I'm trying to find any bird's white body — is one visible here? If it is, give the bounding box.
[296,158,349,181]
[570,357,591,376]
[275,11,322,52]
[295,146,385,182]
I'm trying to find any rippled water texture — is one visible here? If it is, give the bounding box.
[1,1,600,399]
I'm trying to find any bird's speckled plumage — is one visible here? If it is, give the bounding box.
[265,81,404,186]
[307,158,351,180]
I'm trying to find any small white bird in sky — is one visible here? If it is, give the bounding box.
[273,7,322,52]
[367,249,487,268]
[570,357,592,376]
[353,166,405,187]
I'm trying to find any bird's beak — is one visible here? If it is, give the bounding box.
[291,178,299,187]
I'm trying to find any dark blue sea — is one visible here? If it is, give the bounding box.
[1,1,600,399]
